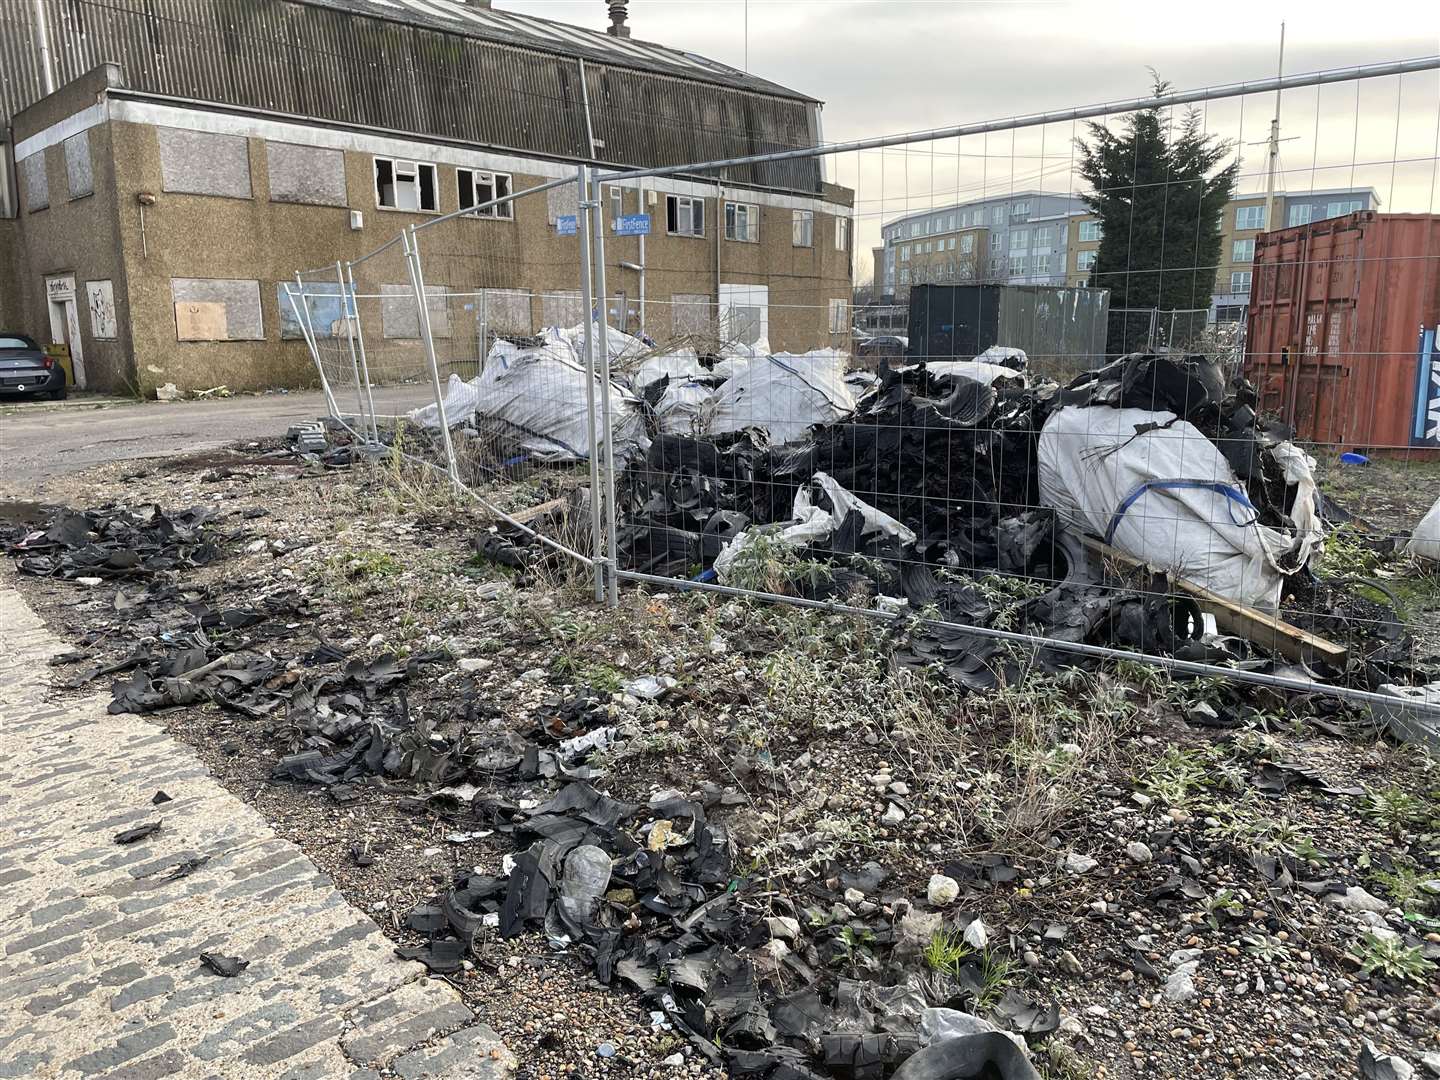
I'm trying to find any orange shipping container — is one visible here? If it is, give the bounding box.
[1244,212,1440,452]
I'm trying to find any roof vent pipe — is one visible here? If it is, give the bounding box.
[606,0,630,37]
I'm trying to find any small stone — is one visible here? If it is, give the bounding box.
[1126,841,1154,864]
[245,538,267,554]
[366,633,386,648]
[75,577,103,587]
[1022,950,1041,969]
[962,919,988,949]
[766,916,800,941]
[1419,1051,1440,1077]
[458,657,493,673]
[1063,852,1098,875]
[1164,967,1197,1003]
[597,1042,616,1058]
[898,910,942,949]
[843,888,865,906]
[663,1053,685,1068]
[881,803,906,826]
[1058,949,1083,976]
[1326,886,1389,914]
[1131,793,1153,808]
[926,874,959,907]
[888,781,911,796]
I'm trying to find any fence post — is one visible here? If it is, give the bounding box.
[577,165,605,603]
[402,225,459,485]
[345,261,381,445]
[335,260,370,437]
[292,274,342,419]
[590,172,621,608]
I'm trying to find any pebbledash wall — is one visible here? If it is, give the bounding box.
[4,66,853,396]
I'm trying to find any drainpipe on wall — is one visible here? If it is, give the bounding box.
[31,0,56,96]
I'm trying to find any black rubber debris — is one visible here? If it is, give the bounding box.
[198,952,249,977]
[113,821,162,845]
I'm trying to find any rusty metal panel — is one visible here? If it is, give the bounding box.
[1245,212,1440,451]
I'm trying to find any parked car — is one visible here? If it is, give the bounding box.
[0,333,66,400]
[856,334,909,360]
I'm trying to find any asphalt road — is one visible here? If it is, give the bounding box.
[0,386,433,497]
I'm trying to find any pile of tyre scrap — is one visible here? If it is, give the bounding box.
[6,504,226,580]
[396,777,1050,1079]
[613,350,1440,693]
[2,504,451,742]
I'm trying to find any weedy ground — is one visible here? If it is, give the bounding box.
[7,444,1439,1080]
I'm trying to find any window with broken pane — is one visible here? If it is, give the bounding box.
[457,168,514,219]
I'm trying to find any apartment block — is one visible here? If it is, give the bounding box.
[877,192,1088,296]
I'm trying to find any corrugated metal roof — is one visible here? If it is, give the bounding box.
[2,0,823,192]
[296,0,818,102]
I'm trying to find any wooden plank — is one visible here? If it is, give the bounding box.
[1077,535,1348,666]
[509,497,567,526]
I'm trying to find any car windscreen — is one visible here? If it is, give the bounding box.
[0,336,36,350]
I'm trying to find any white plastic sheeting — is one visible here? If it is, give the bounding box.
[653,379,715,435]
[1406,496,1440,564]
[703,350,855,446]
[630,348,706,391]
[905,360,1026,386]
[1038,405,1321,610]
[407,329,646,463]
[714,472,916,581]
[976,345,1029,369]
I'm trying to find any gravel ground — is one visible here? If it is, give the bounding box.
[4,445,1439,1080]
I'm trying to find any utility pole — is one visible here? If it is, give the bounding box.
[1262,23,1286,233]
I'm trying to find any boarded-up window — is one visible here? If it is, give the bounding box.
[158,128,252,198]
[64,132,93,199]
[278,283,351,340]
[380,284,450,339]
[540,290,583,327]
[171,278,264,340]
[267,142,346,206]
[547,183,578,226]
[670,294,713,337]
[21,153,47,211]
[475,289,532,335]
[86,280,117,339]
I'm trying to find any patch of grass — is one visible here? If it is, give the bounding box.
[1370,860,1435,914]
[1199,888,1245,930]
[724,530,833,597]
[1141,746,1213,809]
[1363,785,1434,837]
[923,930,972,977]
[976,950,1021,1012]
[1350,932,1436,984]
[1319,524,1385,579]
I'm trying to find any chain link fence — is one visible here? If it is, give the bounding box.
[290,59,1440,722]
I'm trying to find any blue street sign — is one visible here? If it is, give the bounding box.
[614,213,651,237]
[556,215,578,236]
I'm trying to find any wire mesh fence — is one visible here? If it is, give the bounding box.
[289,59,1440,722]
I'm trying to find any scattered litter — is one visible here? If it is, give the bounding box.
[114,821,161,845]
[155,382,183,401]
[198,952,249,977]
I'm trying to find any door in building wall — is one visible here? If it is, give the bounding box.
[44,274,88,389]
[718,284,770,352]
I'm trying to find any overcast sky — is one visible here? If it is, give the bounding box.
[503,1,1440,272]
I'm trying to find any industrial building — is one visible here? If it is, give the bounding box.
[0,0,854,396]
